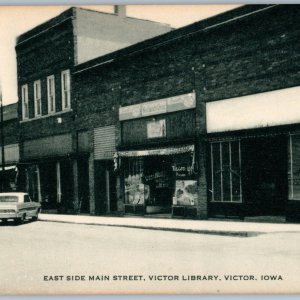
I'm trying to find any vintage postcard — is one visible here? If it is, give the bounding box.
[0,3,300,295]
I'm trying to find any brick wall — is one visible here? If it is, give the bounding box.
[0,119,19,146]
[16,14,75,146]
[74,4,300,218]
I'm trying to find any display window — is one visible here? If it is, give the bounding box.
[209,141,242,202]
[123,151,197,211]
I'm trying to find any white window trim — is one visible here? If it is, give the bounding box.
[47,75,56,114]
[34,80,42,117]
[61,69,71,110]
[21,84,29,120]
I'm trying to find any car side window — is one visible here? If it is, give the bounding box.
[24,195,31,203]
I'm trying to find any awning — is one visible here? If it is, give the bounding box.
[116,144,194,157]
[0,165,17,171]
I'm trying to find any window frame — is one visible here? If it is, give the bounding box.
[210,140,242,203]
[21,84,29,120]
[33,79,42,117]
[61,69,71,110]
[47,75,56,114]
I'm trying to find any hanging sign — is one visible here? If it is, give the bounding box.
[147,119,166,138]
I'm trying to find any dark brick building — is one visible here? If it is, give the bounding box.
[0,103,19,191]
[74,4,300,222]
[16,6,172,213]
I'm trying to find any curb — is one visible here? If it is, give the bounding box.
[38,218,262,237]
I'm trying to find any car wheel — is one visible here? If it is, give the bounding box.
[15,214,26,225]
[32,209,40,221]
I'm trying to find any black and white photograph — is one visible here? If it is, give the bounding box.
[0,2,300,295]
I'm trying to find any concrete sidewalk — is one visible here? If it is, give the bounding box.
[38,213,300,237]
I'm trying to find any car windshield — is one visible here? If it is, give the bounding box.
[0,196,18,203]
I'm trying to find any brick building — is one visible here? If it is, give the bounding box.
[74,4,300,222]
[16,6,172,213]
[0,103,19,191]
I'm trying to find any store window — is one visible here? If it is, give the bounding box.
[123,151,197,209]
[288,134,300,200]
[209,141,242,202]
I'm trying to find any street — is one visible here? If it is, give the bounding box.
[0,220,300,294]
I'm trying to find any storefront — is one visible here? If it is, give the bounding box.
[206,86,300,221]
[117,92,199,217]
[117,145,197,215]
[207,135,288,220]
[0,143,20,192]
[20,134,79,213]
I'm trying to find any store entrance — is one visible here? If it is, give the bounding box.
[143,156,173,214]
[242,136,288,216]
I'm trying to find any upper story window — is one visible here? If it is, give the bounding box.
[47,75,56,113]
[61,69,71,110]
[34,80,42,117]
[21,84,29,120]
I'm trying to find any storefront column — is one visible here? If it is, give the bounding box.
[116,175,124,213]
[105,169,111,214]
[56,161,62,203]
[25,168,29,193]
[89,154,96,215]
[36,165,42,202]
[72,159,79,213]
[197,138,208,219]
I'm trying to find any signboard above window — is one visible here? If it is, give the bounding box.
[147,119,166,139]
[119,92,196,121]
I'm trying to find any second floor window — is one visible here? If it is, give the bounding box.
[21,84,29,120]
[34,80,42,117]
[47,75,55,113]
[61,70,70,110]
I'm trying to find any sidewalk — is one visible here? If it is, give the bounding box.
[39,213,300,237]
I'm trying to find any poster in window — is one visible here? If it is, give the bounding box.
[174,180,197,205]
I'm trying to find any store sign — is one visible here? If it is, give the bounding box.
[118,104,141,121]
[142,99,167,117]
[119,92,196,121]
[206,86,300,133]
[147,119,166,139]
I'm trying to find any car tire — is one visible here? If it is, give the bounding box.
[15,214,26,225]
[32,209,40,221]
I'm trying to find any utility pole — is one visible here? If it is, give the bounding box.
[0,82,5,192]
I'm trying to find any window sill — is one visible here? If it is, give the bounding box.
[20,109,73,123]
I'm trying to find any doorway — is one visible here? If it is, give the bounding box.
[242,136,288,216]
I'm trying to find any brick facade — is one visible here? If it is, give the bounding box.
[15,6,172,213]
[74,5,300,219]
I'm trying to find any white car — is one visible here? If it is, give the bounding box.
[0,192,41,224]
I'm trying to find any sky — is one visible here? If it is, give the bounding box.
[0,4,240,105]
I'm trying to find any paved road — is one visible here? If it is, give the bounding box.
[0,220,300,295]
